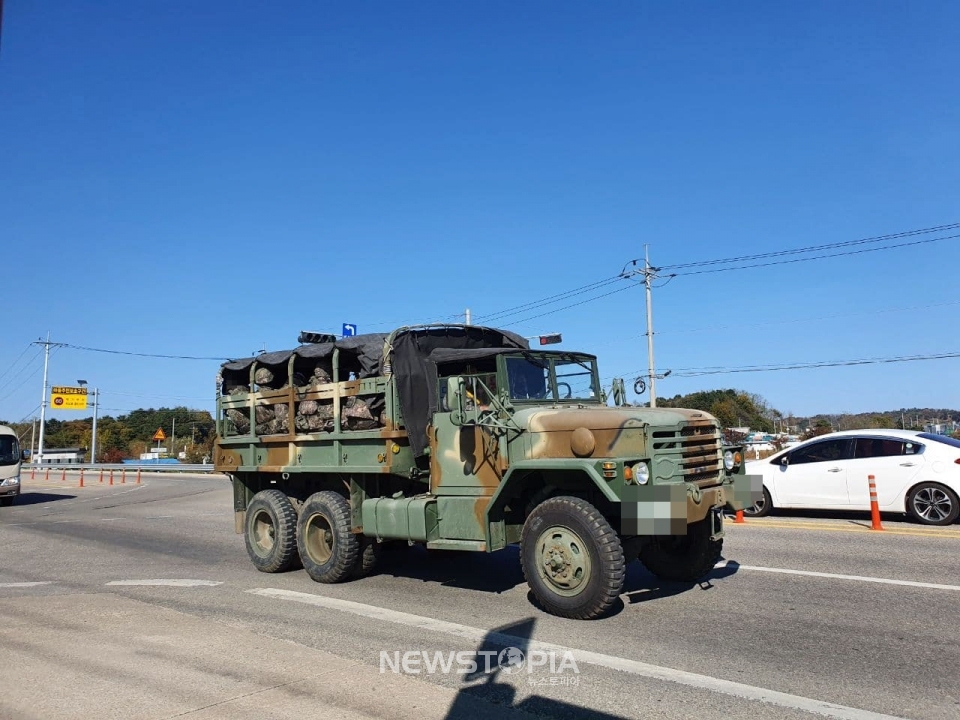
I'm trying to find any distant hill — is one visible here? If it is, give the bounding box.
[650,390,958,435]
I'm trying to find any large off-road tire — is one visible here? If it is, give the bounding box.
[742,486,772,518]
[906,482,960,526]
[244,490,299,573]
[639,518,722,582]
[297,491,359,583]
[520,496,625,620]
[352,537,383,578]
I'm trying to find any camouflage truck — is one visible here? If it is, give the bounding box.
[215,325,759,619]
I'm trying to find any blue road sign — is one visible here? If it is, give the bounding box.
[342,323,357,337]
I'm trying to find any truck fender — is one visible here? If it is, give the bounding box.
[485,460,619,551]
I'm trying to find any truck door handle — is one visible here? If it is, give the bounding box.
[827,467,842,473]
[899,462,916,467]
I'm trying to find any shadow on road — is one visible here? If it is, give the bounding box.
[384,545,526,594]
[444,618,629,720]
[7,492,77,506]
[623,558,740,605]
[380,544,734,619]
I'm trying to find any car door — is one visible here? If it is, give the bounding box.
[773,438,855,508]
[846,436,924,508]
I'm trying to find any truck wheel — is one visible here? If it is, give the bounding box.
[297,491,359,583]
[520,496,625,620]
[352,537,382,578]
[244,490,299,573]
[639,518,722,582]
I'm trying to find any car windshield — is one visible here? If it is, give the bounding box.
[505,354,599,402]
[917,432,960,449]
[0,435,20,466]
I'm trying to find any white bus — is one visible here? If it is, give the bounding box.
[0,425,23,506]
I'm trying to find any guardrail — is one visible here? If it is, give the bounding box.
[25,463,220,474]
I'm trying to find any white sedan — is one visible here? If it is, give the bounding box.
[744,429,960,525]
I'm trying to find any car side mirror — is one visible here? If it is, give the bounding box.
[780,455,789,467]
[446,376,465,426]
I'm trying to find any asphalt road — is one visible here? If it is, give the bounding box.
[1,473,958,720]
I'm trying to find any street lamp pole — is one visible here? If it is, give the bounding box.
[77,380,99,463]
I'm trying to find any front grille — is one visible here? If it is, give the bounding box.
[652,421,723,485]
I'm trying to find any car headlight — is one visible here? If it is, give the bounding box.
[1,476,19,487]
[633,462,650,485]
[723,451,742,471]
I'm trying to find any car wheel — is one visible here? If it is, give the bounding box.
[906,483,960,526]
[742,486,772,518]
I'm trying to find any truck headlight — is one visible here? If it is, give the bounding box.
[1,476,19,487]
[723,450,742,471]
[633,463,650,485]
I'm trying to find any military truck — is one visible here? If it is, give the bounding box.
[214,325,759,619]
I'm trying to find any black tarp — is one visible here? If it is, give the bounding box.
[392,327,527,455]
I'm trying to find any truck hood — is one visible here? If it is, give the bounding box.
[513,404,716,432]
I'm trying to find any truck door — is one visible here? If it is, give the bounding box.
[429,375,505,542]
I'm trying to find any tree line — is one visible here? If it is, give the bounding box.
[0,407,216,463]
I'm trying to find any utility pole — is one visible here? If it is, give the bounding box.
[621,247,669,408]
[171,417,176,457]
[30,417,36,459]
[32,333,64,464]
[91,388,99,463]
[643,246,657,407]
[464,308,472,326]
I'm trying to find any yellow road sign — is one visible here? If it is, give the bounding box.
[152,428,167,441]
[50,386,88,410]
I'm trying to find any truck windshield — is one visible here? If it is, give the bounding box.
[0,436,20,466]
[505,355,599,402]
[554,356,598,401]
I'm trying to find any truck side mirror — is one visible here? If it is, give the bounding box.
[21,450,29,461]
[611,378,626,407]
[446,376,465,426]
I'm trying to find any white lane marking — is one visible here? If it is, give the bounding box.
[0,582,54,588]
[107,579,223,587]
[248,587,902,720]
[717,562,960,591]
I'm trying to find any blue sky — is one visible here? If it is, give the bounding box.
[1,1,958,425]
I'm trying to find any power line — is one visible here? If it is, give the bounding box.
[659,222,960,270]
[604,350,960,383]
[474,275,625,325]
[0,343,34,386]
[0,346,43,396]
[497,285,634,328]
[670,233,959,277]
[62,344,229,361]
[480,222,960,331]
